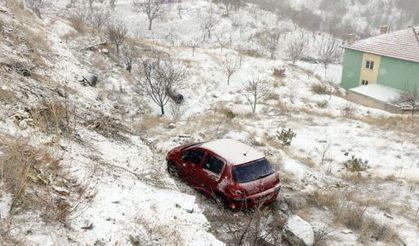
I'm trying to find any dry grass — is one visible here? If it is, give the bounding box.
[311,84,330,95]
[0,88,16,103]
[0,136,69,223]
[30,99,71,135]
[135,115,169,132]
[68,14,87,33]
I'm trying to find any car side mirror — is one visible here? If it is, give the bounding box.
[181,152,189,161]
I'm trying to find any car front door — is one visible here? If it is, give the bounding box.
[181,148,205,186]
[197,153,226,196]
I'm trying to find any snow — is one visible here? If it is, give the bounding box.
[201,139,265,165]
[350,84,402,103]
[1,0,418,245]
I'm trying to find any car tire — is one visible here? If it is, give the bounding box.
[215,193,229,209]
[167,160,179,177]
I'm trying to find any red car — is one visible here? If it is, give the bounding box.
[166,139,281,209]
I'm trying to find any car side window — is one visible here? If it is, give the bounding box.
[203,154,224,175]
[184,149,205,165]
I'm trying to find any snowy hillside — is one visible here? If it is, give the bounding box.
[0,0,418,246]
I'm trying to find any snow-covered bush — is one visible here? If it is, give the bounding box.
[344,155,368,172]
[277,128,296,146]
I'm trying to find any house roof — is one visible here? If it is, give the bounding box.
[343,27,419,63]
[349,84,402,104]
[201,139,265,165]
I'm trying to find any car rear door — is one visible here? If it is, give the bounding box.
[181,148,205,186]
[197,153,226,196]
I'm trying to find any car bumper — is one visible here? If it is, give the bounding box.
[229,185,281,209]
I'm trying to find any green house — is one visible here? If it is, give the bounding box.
[340,27,419,112]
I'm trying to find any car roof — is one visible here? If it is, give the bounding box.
[200,139,265,165]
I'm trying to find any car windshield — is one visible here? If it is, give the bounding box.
[232,159,274,183]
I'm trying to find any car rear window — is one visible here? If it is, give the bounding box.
[232,159,274,183]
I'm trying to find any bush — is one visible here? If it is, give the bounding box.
[316,100,328,108]
[311,84,329,95]
[0,136,68,222]
[225,110,236,119]
[277,128,296,146]
[344,155,368,172]
[30,100,71,134]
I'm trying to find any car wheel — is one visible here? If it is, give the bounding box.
[167,160,179,177]
[215,193,229,209]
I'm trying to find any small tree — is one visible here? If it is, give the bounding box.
[224,56,239,85]
[400,82,419,116]
[88,8,111,31]
[132,0,163,31]
[216,33,231,52]
[121,41,138,73]
[26,0,44,18]
[106,19,128,55]
[138,58,187,115]
[286,32,307,64]
[318,36,341,77]
[257,29,281,59]
[242,78,270,113]
[87,0,95,11]
[109,0,117,10]
[187,38,200,56]
[200,7,219,41]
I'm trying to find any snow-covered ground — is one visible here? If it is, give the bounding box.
[0,0,418,245]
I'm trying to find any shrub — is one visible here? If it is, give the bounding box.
[30,100,71,135]
[0,136,69,222]
[316,100,328,108]
[68,13,87,33]
[344,155,368,172]
[311,84,329,95]
[277,128,296,146]
[225,110,236,119]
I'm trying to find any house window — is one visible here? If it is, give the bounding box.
[365,60,374,70]
[361,80,369,85]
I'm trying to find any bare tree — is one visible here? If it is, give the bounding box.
[224,56,239,85]
[132,0,163,31]
[109,0,116,10]
[215,0,233,16]
[138,57,187,115]
[216,33,231,52]
[286,32,307,64]
[318,36,341,77]
[121,41,138,73]
[200,7,219,41]
[87,0,95,11]
[399,82,419,116]
[26,0,44,18]
[257,29,281,59]
[187,38,200,56]
[243,78,270,113]
[88,8,110,31]
[106,19,128,55]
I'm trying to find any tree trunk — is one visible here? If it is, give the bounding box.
[160,104,165,115]
[148,19,153,31]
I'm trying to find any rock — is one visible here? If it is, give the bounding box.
[53,186,70,196]
[279,201,289,213]
[82,73,98,87]
[283,215,314,246]
[168,123,176,129]
[175,196,196,213]
[19,120,28,130]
